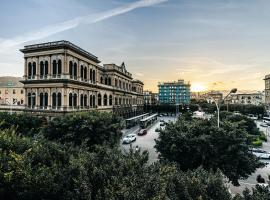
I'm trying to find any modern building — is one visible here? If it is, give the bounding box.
[143,90,158,105]
[20,40,144,117]
[158,79,190,104]
[0,77,25,105]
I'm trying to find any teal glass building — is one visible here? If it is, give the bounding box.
[158,80,190,104]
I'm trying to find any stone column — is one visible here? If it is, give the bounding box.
[48,88,52,109]
[24,58,27,79]
[48,56,52,79]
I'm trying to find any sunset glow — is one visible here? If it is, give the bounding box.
[191,83,207,92]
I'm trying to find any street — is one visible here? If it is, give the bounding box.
[121,117,270,195]
[121,116,177,164]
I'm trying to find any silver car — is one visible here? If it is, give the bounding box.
[251,148,270,159]
[122,133,136,144]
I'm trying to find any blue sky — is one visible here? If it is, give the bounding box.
[0,0,270,92]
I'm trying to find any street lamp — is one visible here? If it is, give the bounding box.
[211,88,237,128]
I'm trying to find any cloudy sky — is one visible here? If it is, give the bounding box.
[0,0,270,92]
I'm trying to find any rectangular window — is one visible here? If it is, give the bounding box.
[13,89,16,94]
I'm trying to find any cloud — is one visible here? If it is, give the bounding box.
[0,0,168,51]
[135,72,144,77]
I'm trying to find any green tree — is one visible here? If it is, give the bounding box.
[155,117,263,185]
[0,112,45,136]
[43,111,123,148]
[0,128,232,200]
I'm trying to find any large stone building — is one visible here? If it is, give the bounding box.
[20,40,144,117]
[0,77,25,105]
[158,79,190,104]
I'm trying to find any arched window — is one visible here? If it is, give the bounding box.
[109,95,112,106]
[90,95,93,107]
[32,62,36,76]
[74,63,78,78]
[57,93,62,107]
[119,80,122,88]
[98,93,102,106]
[52,60,57,76]
[69,61,73,78]
[84,67,87,81]
[52,93,57,108]
[104,94,107,106]
[100,76,103,84]
[28,93,31,107]
[28,63,32,78]
[115,97,118,105]
[93,95,96,107]
[69,93,73,107]
[119,98,122,105]
[80,94,84,107]
[40,61,44,77]
[57,60,62,75]
[93,70,96,82]
[81,65,84,80]
[74,93,77,107]
[44,61,48,77]
[115,79,118,87]
[44,93,48,107]
[108,77,111,86]
[40,93,44,107]
[90,69,92,82]
[105,77,108,85]
[84,94,87,107]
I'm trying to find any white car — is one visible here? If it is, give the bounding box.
[251,148,270,159]
[122,134,136,144]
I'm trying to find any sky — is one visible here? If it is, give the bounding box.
[0,0,270,92]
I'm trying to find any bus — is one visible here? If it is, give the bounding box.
[139,113,158,128]
[126,113,149,128]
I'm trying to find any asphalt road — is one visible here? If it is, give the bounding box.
[121,116,177,164]
[121,117,270,196]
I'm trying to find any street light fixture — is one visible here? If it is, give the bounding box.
[211,88,237,128]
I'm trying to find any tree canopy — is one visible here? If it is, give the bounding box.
[155,116,263,186]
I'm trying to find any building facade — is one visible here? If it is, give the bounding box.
[158,79,190,104]
[143,90,157,105]
[20,40,144,117]
[226,93,263,105]
[264,74,270,107]
[0,77,25,105]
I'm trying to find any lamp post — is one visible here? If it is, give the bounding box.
[211,88,237,128]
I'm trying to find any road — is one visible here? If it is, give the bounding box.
[121,116,176,164]
[121,117,270,195]
[230,120,270,195]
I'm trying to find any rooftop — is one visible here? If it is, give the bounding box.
[20,40,100,63]
[0,76,23,88]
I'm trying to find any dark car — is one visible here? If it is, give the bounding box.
[138,129,147,136]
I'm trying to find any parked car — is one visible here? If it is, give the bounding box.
[160,122,165,127]
[260,123,268,127]
[138,129,147,136]
[160,119,165,122]
[251,148,270,159]
[122,134,136,144]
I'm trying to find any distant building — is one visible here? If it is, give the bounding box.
[264,74,270,107]
[158,79,190,104]
[143,90,158,105]
[0,77,25,105]
[226,92,263,105]
[191,91,223,103]
[205,91,223,103]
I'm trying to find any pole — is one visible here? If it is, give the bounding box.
[213,100,220,128]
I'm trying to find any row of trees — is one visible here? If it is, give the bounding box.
[144,101,266,116]
[0,111,269,199]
